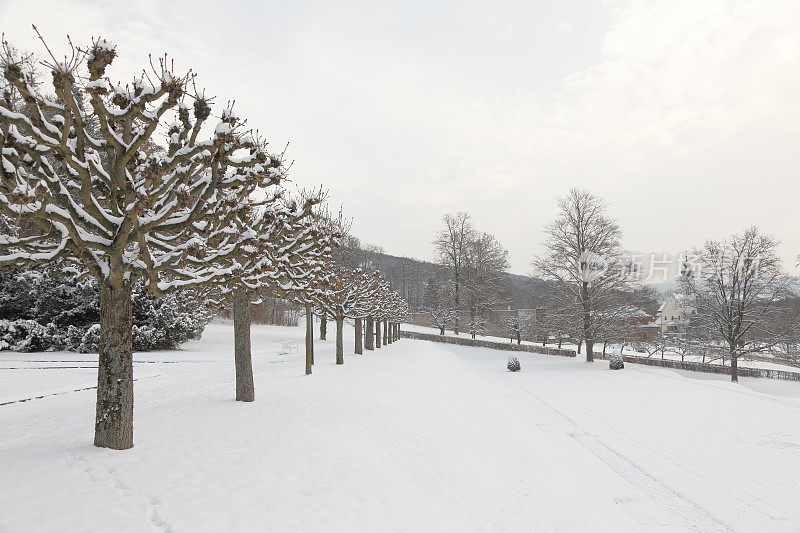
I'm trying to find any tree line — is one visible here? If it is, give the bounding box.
[416,189,799,385]
[0,34,407,450]
[531,189,798,382]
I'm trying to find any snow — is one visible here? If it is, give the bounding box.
[404,323,800,374]
[1,320,799,531]
[94,38,116,51]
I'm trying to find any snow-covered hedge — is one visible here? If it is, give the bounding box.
[399,330,576,357]
[0,265,212,352]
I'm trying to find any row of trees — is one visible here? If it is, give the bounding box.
[429,212,511,337]
[0,34,407,450]
[531,188,798,382]
[312,265,409,366]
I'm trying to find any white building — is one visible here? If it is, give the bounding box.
[656,292,696,333]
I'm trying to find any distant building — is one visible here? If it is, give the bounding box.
[622,308,659,342]
[656,293,697,333]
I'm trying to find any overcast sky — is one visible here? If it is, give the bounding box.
[2,0,799,274]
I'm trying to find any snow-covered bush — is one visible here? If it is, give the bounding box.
[64,325,86,352]
[0,265,212,352]
[131,285,212,351]
[0,319,49,352]
[79,324,101,354]
[609,350,624,370]
[507,355,521,372]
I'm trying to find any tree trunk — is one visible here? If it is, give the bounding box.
[603,343,607,356]
[365,318,374,350]
[305,304,313,375]
[233,290,255,402]
[577,339,583,354]
[355,318,363,354]
[383,320,389,344]
[454,280,459,335]
[730,347,739,382]
[558,337,563,349]
[469,305,475,339]
[335,314,344,365]
[94,278,134,450]
[375,319,382,349]
[581,281,594,362]
[320,313,327,341]
[439,326,445,336]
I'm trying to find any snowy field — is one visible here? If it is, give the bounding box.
[403,323,800,373]
[2,320,800,532]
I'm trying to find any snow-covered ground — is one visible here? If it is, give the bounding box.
[2,320,800,532]
[404,323,800,373]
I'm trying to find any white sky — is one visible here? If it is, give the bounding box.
[2,0,799,274]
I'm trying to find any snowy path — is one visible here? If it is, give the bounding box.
[438,342,800,532]
[1,322,799,531]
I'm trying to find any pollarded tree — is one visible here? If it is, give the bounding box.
[373,280,408,346]
[207,193,322,401]
[315,266,381,364]
[348,269,381,355]
[363,273,393,349]
[383,289,409,343]
[0,35,283,449]
[276,204,344,375]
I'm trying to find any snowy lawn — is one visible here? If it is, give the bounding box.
[1,320,799,532]
[404,323,800,373]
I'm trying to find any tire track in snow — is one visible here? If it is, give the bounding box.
[526,374,794,528]
[504,376,732,532]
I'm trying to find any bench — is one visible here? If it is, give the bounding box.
[280,343,299,355]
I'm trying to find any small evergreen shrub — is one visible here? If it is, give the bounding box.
[507,355,521,372]
[0,265,212,353]
[609,351,624,370]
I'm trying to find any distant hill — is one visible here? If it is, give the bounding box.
[365,248,682,310]
[360,249,543,311]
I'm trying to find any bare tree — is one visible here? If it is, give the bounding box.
[504,315,522,344]
[533,189,632,362]
[0,35,283,449]
[462,231,510,334]
[433,212,474,335]
[694,226,792,382]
